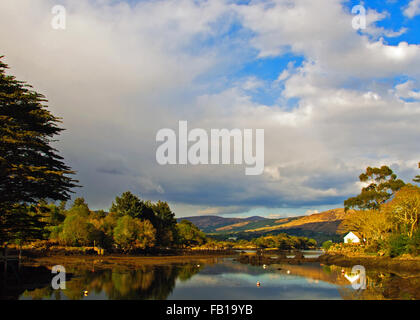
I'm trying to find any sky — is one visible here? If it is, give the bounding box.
[1,0,420,218]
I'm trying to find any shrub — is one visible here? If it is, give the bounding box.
[322,240,333,250]
[408,228,420,256]
[387,234,410,257]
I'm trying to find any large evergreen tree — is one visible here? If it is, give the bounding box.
[152,200,177,247]
[110,191,155,222]
[0,56,78,242]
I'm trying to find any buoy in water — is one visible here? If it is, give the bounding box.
[256,281,261,287]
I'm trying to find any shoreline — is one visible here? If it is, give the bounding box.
[18,253,237,271]
[10,248,420,274]
[318,253,420,273]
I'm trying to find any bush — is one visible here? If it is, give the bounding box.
[322,240,333,250]
[408,228,420,256]
[387,234,410,257]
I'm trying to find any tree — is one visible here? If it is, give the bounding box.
[59,214,94,246]
[176,220,206,247]
[0,57,78,243]
[67,197,90,217]
[344,166,405,211]
[110,191,155,222]
[151,200,177,247]
[384,185,420,239]
[0,204,46,244]
[339,209,390,244]
[0,57,78,206]
[322,240,333,250]
[113,216,156,252]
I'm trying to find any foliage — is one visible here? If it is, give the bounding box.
[113,215,156,252]
[250,233,317,250]
[340,165,420,257]
[339,209,390,244]
[151,200,177,247]
[59,214,95,246]
[176,220,206,247]
[322,240,333,250]
[344,166,405,211]
[387,234,410,258]
[0,203,46,244]
[110,191,154,221]
[383,185,420,238]
[0,57,78,209]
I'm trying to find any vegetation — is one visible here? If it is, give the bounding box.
[337,165,420,258]
[344,166,405,211]
[322,240,333,250]
[176,220,206,247]
[0,57,78,245]
[46,193,205,252]
[253,233,316,250]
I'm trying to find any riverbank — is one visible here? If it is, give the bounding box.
[234,250,420,274]
[318,253,420,273]
[19,253,236,272]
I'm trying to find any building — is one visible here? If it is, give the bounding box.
[343,231,361,244]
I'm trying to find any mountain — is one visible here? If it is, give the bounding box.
[177,208,354,243]
[176,215,265,233]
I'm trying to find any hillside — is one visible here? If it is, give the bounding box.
[178,208,353,243]
[176,215,266,233]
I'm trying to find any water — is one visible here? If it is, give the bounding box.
[10,254,420,300]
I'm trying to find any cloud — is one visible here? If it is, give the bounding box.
[404,0,420,18]
[305,210,319,216]
[394,81,420,100]
[1,0,419,216]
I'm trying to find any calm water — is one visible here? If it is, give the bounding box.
[12,252,420,300]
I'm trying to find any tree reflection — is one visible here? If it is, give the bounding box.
[20,263,202,300]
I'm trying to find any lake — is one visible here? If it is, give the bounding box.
[10,252,419,300]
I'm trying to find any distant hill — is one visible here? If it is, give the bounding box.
[176,215,265,233]
[177,208,354,244]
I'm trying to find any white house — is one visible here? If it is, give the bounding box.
[343,232,361,244]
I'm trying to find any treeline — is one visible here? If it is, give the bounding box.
[2,191,207,253]
[249,233,317,250]
[210,228,339,245]
[338,165,420,257]
[202,234,317,250]
[2,190,318,253]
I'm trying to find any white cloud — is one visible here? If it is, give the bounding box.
[1,0,420,214]
[394,81,420,100]
[404,0,420,18]
[305,210,319,215]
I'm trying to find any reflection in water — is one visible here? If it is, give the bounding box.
[11,257,420,300]
[20,263,204,300]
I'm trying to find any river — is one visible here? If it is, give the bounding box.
[3,251,416,300]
